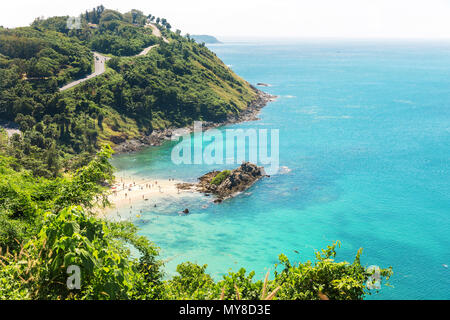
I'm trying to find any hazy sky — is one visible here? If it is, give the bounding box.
[1,0,450,39]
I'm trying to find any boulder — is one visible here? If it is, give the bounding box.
[196,162,266,202]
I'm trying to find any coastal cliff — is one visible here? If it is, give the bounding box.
[114,89,276,153]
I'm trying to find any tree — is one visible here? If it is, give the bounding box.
[15,114,35,132]
[0,206,163,299]
[45,142,61,177]
[54,145,114,209]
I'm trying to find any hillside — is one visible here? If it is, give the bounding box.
[191,34,222,44]
[0,6,266,175]
[0,7,393,301]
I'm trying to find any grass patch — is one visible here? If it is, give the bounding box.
[211,170,231,185]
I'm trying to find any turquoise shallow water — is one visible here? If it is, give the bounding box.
[112,40,450,300]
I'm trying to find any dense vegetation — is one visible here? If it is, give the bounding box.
[0,7,393,300]
[31,6,160,56]
[0,6,257,177]
[0,27,92,84]
[0,146,392,299]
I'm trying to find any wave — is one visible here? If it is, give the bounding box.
[278,166,292,174]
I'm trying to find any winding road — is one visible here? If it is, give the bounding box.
[0,119,20,137]
[60,23,168,92]
[137,44,159,56]
[145,23,170,43]
[59,52,109,91]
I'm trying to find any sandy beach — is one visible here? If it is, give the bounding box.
[103,176,197,214]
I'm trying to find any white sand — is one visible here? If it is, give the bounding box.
[102,176,196,214]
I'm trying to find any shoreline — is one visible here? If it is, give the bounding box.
[103,89,276,214]
[102,176,201,214]
[114,88,277,153]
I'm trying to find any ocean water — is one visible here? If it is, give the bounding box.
[111,40,450,300]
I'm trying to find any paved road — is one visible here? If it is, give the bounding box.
[137,44,159,56]
[59,52,109,91]
[59,24,169,91]
[145,23,170,43]
[0,119,20,137]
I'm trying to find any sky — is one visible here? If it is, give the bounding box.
[1,0,450,39]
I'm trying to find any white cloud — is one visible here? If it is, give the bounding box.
[1,0,450,39]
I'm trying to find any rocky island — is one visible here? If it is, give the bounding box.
[177,162,267,203]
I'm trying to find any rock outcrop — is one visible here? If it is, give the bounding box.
[178,162,266,202]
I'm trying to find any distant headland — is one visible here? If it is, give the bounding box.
[191,34,222,44]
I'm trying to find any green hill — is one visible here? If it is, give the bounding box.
[191,34,222,44]
[0,7,261,175]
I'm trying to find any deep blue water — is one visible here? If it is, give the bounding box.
[112,40,450,299]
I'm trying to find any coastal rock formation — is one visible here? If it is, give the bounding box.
[114,89,277,153]
[178,162,266,202]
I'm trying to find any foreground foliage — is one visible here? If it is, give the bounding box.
[0,146,392,300]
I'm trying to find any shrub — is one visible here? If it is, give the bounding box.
[211,170,231,185]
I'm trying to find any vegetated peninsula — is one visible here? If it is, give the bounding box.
[0,6,392,300]
[191,34,222,44]
[0,5,273,175]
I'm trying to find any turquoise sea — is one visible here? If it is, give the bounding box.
[111,40,450,300]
